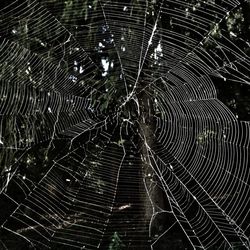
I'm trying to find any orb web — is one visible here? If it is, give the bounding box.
[0,0,250,249]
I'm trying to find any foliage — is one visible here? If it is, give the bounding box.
[108,232,125,250]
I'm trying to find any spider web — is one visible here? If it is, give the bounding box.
[0,0,250,249]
